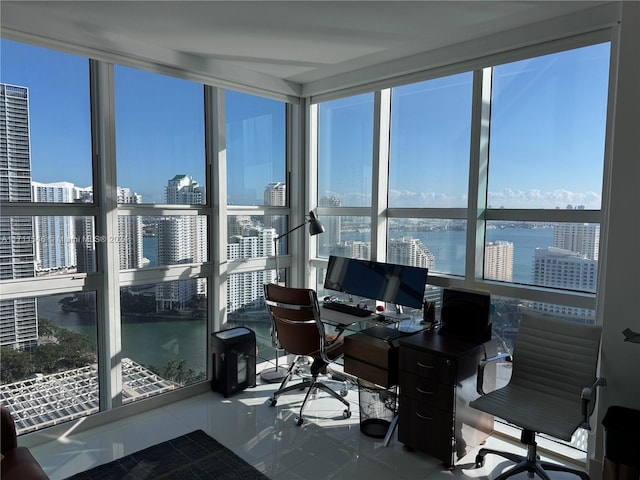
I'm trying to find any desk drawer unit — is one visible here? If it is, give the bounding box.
[344,333,398,388]
[397,332,494,468]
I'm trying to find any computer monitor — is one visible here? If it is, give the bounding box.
[323,255,428,309]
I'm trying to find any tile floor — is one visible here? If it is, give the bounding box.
[29,368,587,480]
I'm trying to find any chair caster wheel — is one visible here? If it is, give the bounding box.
[475,455,485,468]
[295,416,304,426]
[343,409,351,419]
[269,398,277,407]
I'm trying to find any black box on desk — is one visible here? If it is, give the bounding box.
[211,327,256,397]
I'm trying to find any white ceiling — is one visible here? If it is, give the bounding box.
[1,1,614,95]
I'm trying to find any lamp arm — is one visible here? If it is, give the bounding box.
[275,219,309,241]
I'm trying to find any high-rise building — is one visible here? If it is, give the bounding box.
[553,223,600,260]
[0,83,38,349]
[532,247,597,319]
[263,182,285,206]
[388,236,435,270]
[263,182,286,252]
[117,187,144,270]
[484,241,514,282]
[156,175,207,311]
[31,181,78,272]
[227,228,276,312]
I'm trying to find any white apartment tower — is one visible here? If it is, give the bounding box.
[31,181,78,272]
[0,83,38,349]
[484,241,514,282]
[553,223,600,260]
[227,228,276,312]
[117,187,144,270]
[264,182,285,206]
[156,175,207,311]
[387,236,435,270]
[532,247,597,319]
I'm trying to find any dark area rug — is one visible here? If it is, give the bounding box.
[64,429,270,480]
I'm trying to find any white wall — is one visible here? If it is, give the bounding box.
[593,0,640,471]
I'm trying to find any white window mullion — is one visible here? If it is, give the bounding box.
[91,59,122,410]
[206,86,226,331]
[466,68,492,284]
[371,89,390,262]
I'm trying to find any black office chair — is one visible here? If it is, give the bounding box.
[263,283,351,426]
[470,313,605,480]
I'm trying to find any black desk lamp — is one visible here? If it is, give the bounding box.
[273,210,325,284]
[261,211,325,383]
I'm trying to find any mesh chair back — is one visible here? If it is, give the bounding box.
[264,283,325,357]
[511,313,602,405]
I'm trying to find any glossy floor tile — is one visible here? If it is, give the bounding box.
[29,372,587,480]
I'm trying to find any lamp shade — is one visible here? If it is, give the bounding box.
[308,211,325,236]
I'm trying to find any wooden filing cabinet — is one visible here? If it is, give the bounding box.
[398,330,495,468]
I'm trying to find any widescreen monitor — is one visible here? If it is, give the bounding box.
[324,255,428,309]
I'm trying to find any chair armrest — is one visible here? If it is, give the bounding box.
[581,377,606,427]
[476,353,512,395]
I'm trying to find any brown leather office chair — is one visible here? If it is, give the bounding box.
[469,313,605,480]
[263,283,351,426]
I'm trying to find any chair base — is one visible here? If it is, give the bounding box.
[269,356,351,425]
[475,431,590,480]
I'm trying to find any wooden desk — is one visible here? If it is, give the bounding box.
[397,330,495,468]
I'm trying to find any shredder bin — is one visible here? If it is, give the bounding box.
[602,406,640,468]
[357,378,396,438]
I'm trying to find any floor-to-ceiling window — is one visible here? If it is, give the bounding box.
[0,38,290,433]
[114,66,209,401]
[313,38,611,453]
[225,90,287,365]
[0,40,99,434]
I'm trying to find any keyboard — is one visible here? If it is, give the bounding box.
[323,302,373,317]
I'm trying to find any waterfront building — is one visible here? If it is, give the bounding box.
[117,187,144,270]
[0,83,38,349]
[388,236,435,270]
[31,181,79,272]
[156,175,207,311]
[553,223,600,260]
[227,227,276,313]
[533,247,597,319]
[484,241,514,282]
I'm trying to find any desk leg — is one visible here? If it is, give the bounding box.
[383,414,398,447]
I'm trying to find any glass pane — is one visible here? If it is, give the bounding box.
[389,218,465,275]
[1,215,97,276]
[485,221,599,292]
[389,73,473,207]
[121,280,207,403]
[226,91,286,206]
[1,40,92,201]
[318,94,374,207]
[138,215,208,268]
[226,272,275,361]
[115,66,205,204]
[488,43,610,209]
[0,292,98,434]
[227,214,282,260]
[317,216,371,260]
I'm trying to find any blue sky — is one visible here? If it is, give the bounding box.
[1,39,610,208]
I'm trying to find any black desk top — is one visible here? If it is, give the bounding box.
[399,328,486,358]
